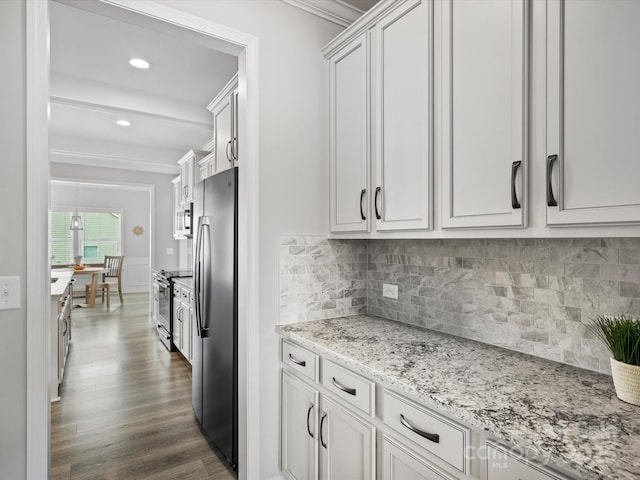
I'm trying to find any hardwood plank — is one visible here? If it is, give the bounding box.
[51,293,237,479]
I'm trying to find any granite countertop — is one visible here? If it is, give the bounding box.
[277,315,640,480]
[50,270,74,296]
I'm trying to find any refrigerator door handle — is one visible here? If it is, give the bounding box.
[200,217,211,338]
[200,218,211,337]
[194,216,204,338]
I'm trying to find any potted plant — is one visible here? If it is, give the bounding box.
[589,314,640,406]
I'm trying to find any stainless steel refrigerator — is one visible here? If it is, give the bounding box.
[192,167,238,471]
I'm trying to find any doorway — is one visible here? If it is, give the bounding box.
[25,2,260,479]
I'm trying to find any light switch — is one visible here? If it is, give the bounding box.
[166,248,174,255]
[382,283,398,300]
[0,276,20,310]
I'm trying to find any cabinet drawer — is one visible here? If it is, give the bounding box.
[281,340,318,382]
[173,285,181,296]
[321,359,375,416]
[382,435,456,480]
[383,390,469,473]
[486,443,572,480]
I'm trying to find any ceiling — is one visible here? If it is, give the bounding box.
[49,0,377,176]
[49,2,238,175]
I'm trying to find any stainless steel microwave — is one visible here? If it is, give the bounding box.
[175,203,192,238]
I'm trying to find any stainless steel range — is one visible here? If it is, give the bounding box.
[153,269,192,351]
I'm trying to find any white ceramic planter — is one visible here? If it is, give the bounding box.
[610,357,640,406]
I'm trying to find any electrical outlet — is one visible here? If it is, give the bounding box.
[0,276,20,310]
[166,248,174,255]
[382,283,398,300]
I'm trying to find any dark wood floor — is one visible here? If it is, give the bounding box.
[51,293,236,480]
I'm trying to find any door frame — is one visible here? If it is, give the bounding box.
[25,2,261,479]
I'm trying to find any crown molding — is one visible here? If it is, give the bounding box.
[50,95,211,128]
[50,149,179,175]
[281,0,365,27]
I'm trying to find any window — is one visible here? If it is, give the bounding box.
[50,209,122,265]
[50,211,73,265]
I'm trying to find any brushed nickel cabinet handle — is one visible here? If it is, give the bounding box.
[400,414,440,443]
[332,377,356,396]
[511,161,522,209]
[306,404,314,438]
[320,413,327,449]
[288,353,306,367]
[546,154,558,207]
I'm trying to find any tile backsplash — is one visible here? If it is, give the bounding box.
[279,236,368,324]
[280,236,640,374]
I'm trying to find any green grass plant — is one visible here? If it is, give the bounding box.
[589,314,640,366]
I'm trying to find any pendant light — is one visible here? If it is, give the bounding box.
[70,184,83,230]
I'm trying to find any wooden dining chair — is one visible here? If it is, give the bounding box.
[86,255,124,307]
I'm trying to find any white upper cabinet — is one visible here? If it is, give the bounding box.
[439,0,527,229]
[208,73,239,175]
[373,0,431,231]
[546,0,640,226]
[329,33,370,233]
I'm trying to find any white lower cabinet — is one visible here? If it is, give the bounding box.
[282,371,319,480]
[382,435,455,480]
[320,396,375,480]
[486,443,571,480]
[280,339,576,480]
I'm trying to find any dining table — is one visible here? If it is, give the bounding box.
[66,266,107,308]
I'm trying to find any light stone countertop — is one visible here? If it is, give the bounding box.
[50,270,74,297]
[277,315,640,480]
[172,277,192,290]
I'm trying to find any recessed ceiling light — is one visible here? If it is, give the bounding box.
[129,58,150,69]
[116,119,131,127]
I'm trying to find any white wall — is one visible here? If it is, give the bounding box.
[158,2,343,477]
[0,1,27,477]
[50,181,152,293]
[51,163,179,271]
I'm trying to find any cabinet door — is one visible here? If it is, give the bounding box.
[152,283,159,323]
[440,0,527,228]
[546,0,640,225]
[320,396,375,480]
[180,157,195,204]
[282,371,318,480]
[231,90,239,164]
[373,0,432,231]
[172,299,182,351]
[382,436,455,480]
[182,302,192,362]
[172,176,181,237]
[213,94,233,173]
[329,33,370,233]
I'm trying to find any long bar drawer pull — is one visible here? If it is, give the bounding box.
[400,414,440,444]
[332,377,356,396]
[288,353,306,367]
